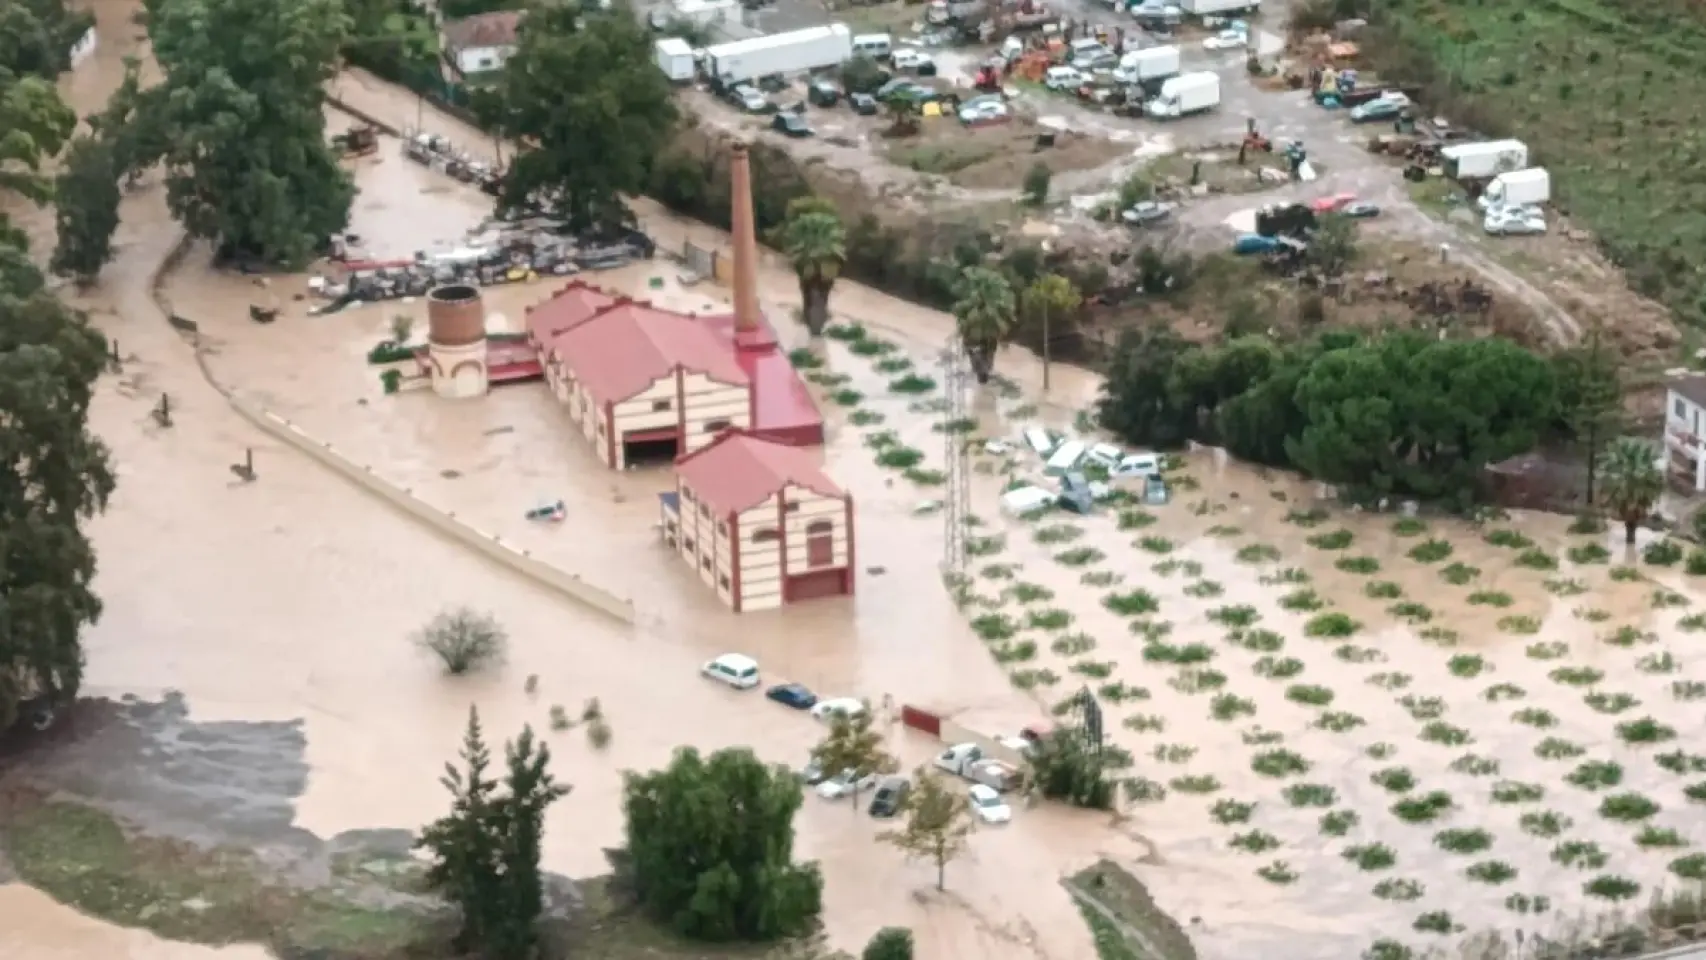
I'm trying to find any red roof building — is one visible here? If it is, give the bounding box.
[660,430,854,611]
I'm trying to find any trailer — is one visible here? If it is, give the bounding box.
[1113,44,1179,85]
[1145,70,1219,118]
[705,24,853,84]
[655,37,696,82]
[1179,0,1259,15]
[1441,139,1529,181]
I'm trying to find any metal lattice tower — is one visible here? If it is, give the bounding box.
[939,342,972,579]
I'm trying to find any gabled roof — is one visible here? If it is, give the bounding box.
[443,11,522,52]
[551,304,747,403]
[527,281,620,343]
[675,429,844,513]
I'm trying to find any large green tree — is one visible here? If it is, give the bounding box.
[50,136,122,287]
[781,196,846,337]
[0,226,115,730]
[0,69,76,203]
[1552,327,1622,504]
[143,0,354,265]
[483,3,677,233]
[1096,326,1195,449]
[952,266,1015,384]
[622,746,822,942]
[0,0,93,81]
[417,707,571,959]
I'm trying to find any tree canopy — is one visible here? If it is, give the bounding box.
[142,0,354,265]
[416,707,571,959]
[1098,327,1561,505]
[880,768,973,890]
[621,746,822,942]
[483,3,677,233]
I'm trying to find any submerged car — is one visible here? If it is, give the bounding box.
[816,770,880,800]
[1203,28,1247,50]
[766,682,818,709]
[771,112,813,138]
[811,697,868,723]
[1342,202,1381,219]
[969,784,1012,824]
[849,92,879,115]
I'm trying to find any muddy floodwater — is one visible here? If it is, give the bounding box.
[8,5,1706,960]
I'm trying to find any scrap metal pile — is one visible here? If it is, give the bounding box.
[403,131,505,197]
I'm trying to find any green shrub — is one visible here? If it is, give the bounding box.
[1518,811,1569,837]
[1026,607,1074,630]
[1398,695,1445,720]
[1515,548,1558,570]
[1687,549,1706,575]
[1467,590,1513,607]
[1069,659,1114,679]
[1283,783,1337,807]
[1117,508,1158,530]
[1671,853,1706,881]
[1307,529,1355,550]
[1490,781,1544,804]
[1484,529,1533,549]
[1585,690,1638,713]
[874,445,922,469]
[1250,749,1310,778]
[1407,539,1453,563]
[1534,738,1585,760]
[1319,810,1359,837]
[1371,768,1416,793]
[1033,523,1083,545]
[1373,879,1424,902]
[1567,542,1610,565]
[1279,589,1324,611]
[1419,722,1472,746]
[1235,543,1280,563]
[1334,644,1383,664]
[830,388,865,407]
[1229,829,1281,853]
[1054,547,1105,567]
[1050,632,1096,656]
[1258,566,1308,584]
[1644,538,1685,566]
[1434,828,1493,855]
[1544,578,1588,596]
[1496,615,1540,634]
[1097,681,1148,703]
[1583,875,1641,901]
[1286,507,1329,527]
[1550,666,1604,687]
[1256,861,1297,885]
[1343,843,1397,871]
[1208,604,1259,627]
[1170,774,1221,794]
[1391,517,1427,536]
[1078,570,1119,587]
[1335,556,1379,574]
[1285,684,1334,707]
[1511,708,1557,729]
[1230,629,1284,652]
[1413,910,1458,935]
[1210,693,1256,721]
[1364,580,1402,599]
[1598,792,1660,822]
[1135,536,1175,554]
[1482,682,1525,702]
[1466,861,1517,885]
[1007,581,1054,603]
[1616,716,1676,744]
[1391,791,1453,824]
[1552,841,1608,869]
[1304,613,1359,638]
[1252,656,1303,680]
[1313,710,1364,733]
[1635,827,1686,848]
[1447,654,1487,678]
[1211,799,1255,824]
[887,373,936,394]
[1184,579,1224,598]
[1440,563,1480,584]
[1610,564,1641,581]
[1104,589,1160,616]
[970,614,1017,640]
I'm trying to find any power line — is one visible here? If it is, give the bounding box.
[940,339,970,582]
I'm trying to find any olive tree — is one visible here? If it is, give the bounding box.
[415,607,507,674]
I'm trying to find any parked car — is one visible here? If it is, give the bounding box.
[1203,29,1247,50]
[1342,202,1381,219]
[1111,452,1162,477]
[868,776,911,817]
[1122,201,1174,226]
[807,80,841,107]
[816,769,880,800]
[969,784,1013,824]
[1044,66,1085,91]
[811,697,868,723]
[891,48,936,74]
[771,113,813,137]
[766,682,818,709]
[958,96,1009,125]
[730,85,773,113]
[1484,205,1547,236]
[799,756,827,785]
[849,92,879,115]
[702,653,760,689]
[1348,93,1410,123]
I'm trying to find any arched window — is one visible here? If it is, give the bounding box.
[806,520,835,535]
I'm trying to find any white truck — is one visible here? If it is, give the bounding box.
[1145,70,1220,119]
[935,743,1025,791]
[654,37,696,83]
[705,24,854,84]
[1113,45,1180,86]
[1179,0,1260,15]
[1479,168,1550,210]
[1441,138,1530,181]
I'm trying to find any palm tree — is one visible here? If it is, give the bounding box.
[1597,437,1665,545]
[781,205,845,337]
[952,266,1015,384]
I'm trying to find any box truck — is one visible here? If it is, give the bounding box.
[654,37,696,83]
[1478,168,1551,210]
[1113,45,1180,86]
[1180,0,1260,15]
[1145,71,1219,118]
[705,24,853,84]
[1441,139,1529,181]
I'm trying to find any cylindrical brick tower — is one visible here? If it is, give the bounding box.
[427,284,489,399]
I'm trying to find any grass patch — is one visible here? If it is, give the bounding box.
[1033,524,1083,545]
[1583,876,1641,902]
[1279,589,1324,611]
[1342,843,1397,871]
[1544,578,1588,596]
[1080,570,1121,587]
[1320,810,1359,837]
[1234,543,1281,564]
[1392,791,1454,824]
[887,373,936,394]
[1364,580,1402,600]
[1419,722,1473,746]
[1515,549,1559,571]
[1585,690,1639,713]
[1183,579,1224,599]
[1117,508,1158,530]
[1491,781,1544,804]
[1284,684,1334,707]
[1210,693,1256,722]
[1229,830,1280,854]
[1398,695,1445,720]
[873,445,923,469]
[1255,862,1297,885]
[1135,536,1175,555]
[1313,711,1364,733]
[1258,567,1308,585]
[1207,605,1259,628]
[1307,529,1355,550]
[1211,799,1255,825]
[1553,841,1609,870]
[1250,749,1310,778]
[1434,828,1493,855]
[1468,590,1513,607]
[1334,556,1379,575]
[1391,518,1427,536]
[1282,783,1337,808]
[1599,793,1660,822]
[1535,738,1586,761]
[1483,682,1525,702]
[1484,529,1533,549]
[1303,613,1359,638]
[1511,708,1557,729]
[0,795,441,957]
[1465,861,1517,885]
[1026,607,1074,630]
[1374,879,1425,902]
[1407,540,1453,563]
[1496,615,1541,635]
[1070,660,1115,679]
[1055,547,1106,567]
[1371,768,1417,793]
[1286,507,1329,527]
[1519,811,1571,838]
[1007,582,1055,603]
[1065,860,1197,960]
[1440,563,1480,585]
[1645,540,1685,566]
[1447,654,1487,678]
[1104,589,1160,616]
[1252,656,1304,680]
[1009,667,1060,689]
[1610,565,1642,582]
[1567,543,1610,565]
[1616,716,1676,745]
[1098,681,1148,704]
[847,409,884,426]
[970,614,1019,641]
[1051,632,1097,656]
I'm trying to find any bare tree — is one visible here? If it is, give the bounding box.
[415,607,507,675]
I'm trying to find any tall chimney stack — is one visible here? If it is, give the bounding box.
[728,143,764,341]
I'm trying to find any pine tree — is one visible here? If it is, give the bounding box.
[417,707,502,951]
[490,726,570,959]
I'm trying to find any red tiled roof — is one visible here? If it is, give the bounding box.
[675,430,845,514]
[527,281,620,343]
[699,312,824,445]
[443,11,522,51]
[551,304,747,403]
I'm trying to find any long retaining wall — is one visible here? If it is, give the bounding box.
[147,235,636,625]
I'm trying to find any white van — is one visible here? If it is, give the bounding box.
[1046,440,1087,475]
[1086,443,1123,469]
[702,653,760,689]
[852,33,892,60]
[1045,65,1085,91]
[1023,427,1055,455]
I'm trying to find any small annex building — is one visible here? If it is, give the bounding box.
[529,283,752,470]
[659,429,855,611]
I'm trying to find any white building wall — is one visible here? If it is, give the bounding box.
[455,44,515,74]
[1665,389,1706,492]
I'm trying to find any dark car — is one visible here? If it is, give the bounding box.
[771,113,813,138]
[868,777,910,818]
[808,80,841,107]
[766,682,818,709]
[849,92,879,115]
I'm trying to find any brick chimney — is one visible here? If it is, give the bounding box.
[728,142,771,350]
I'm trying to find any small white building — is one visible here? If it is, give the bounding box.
[660,430,856,611]
[442,11,522,80]
[1664,375,1706,491]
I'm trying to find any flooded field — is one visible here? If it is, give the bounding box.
[7,6,1706,960]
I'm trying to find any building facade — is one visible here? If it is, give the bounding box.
[660,431,855,611]
[441,11,521,80]
[1665,375,1706,492]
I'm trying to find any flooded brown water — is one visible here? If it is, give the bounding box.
[9,7,1706,960]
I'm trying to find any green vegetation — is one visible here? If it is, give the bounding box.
[1253,656,1304,680]
[1434,828,1493,855]
[1391,518,1427,536]
[1372,768,1417,793]
[1320,810,1359,837]
[1447,654,1486,678]
[1065,860,1197,960]
[1413,911,1457,935]
[1482,683,1525,702]
[1440,563,1480,585]
[1535,738,1586,761]
[1056,547,1106,567]
[1419,722,1472,746]
[1283,783,1338,808]
[1373,879,1425,902]
[1308,529,1354,550]
[1407,540,1452,564]
[1519,811,1570,837]
[1304,613,1360,638]
[1335,556,1380,575]
[1105,589,1161,616]
[1342,843,1396,871]
[1391,791,1453,824]
[1251,749,1311,779]
[1117,508,1158,530]
[1583,876,1641,902]
[1364,581,1402,600]
[1646,540,1685,566]
[1553,841,1609,870]
[1468,590,1513,607]
[1255,862,1297,885]
[1285,684,1334,707]
[1230,629,1285,653]
[1279,589,1324,611]
[1207,605,1260,628]
[1598,793,1660,822]
[1212,799,1256,825]
[1033,524,1083,545]
[1465,862,1517,885]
